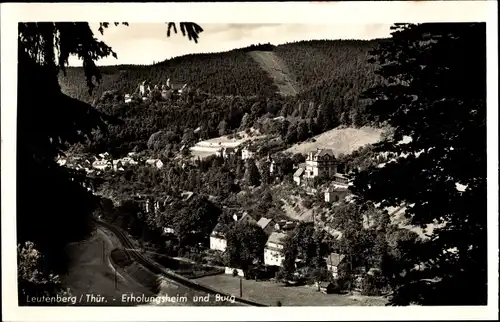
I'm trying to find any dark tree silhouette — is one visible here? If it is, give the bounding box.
[351,23,487,305]
[17,21,201,304]
[224,221,268,271]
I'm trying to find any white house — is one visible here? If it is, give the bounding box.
[210,223,228,252]
[324,186,349,203]
[304,148,337,179]
[124,94,132,104]
[163,227,175,235]
[120,156,138,165]
[293,167,305,186]
[324,253,346,279]
[241,147,256,160]
[145,159,164,169]
[264,232,287,267]
[56,157,67,166]
[92,160,111,171]
[269,158,277,174]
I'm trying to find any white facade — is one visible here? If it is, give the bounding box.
[241,148,255,160]
[326,264,340,279]
[324,188,348,203]
[304,149,337,179]
[264,232,286,267]
[163,227,175,235]
[210,235,227,252]
[92,160,111,171]
[269,160,276,174]
[264,245,284,267]
[145,159,163,169]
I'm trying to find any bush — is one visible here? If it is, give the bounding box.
[361,272,385,296]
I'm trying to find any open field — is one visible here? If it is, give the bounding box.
[285,127,385,156]
[248,51,301,96]
[195,274,388,306]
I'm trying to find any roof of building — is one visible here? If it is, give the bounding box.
[326,186,349,193]
[324,253,346,267]
[181,191,194,200]
[267,232,287,245]
[298,162,306,169]
[293,168,305,177]
[239,212,255,223]
[308,148,335,160]
[211,222,226,237]
[257,217,273,229]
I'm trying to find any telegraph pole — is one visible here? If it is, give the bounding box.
[239,276,243,298]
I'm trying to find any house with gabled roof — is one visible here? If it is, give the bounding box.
[324,185,349,203]
[324,253,346,279]
[304,148,337,179]
[264,232,287,267]
[293,164,306,186]
[210,222,228,252]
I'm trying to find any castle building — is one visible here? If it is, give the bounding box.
[304,148,337,179]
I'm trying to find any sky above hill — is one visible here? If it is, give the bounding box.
[67,23,393,66]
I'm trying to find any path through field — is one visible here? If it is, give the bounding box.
[248,51,301,96]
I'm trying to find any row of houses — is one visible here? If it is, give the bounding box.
[57,152,164,174]
[125,79,189,103]
[213,146,257,160]
[208,211,345,279]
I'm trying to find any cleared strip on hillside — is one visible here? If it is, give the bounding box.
[248,51,301,96]
[285,127,384,156]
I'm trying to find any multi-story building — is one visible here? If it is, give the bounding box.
[324,253,346,279]
[324,186,349,203]
[241,147,257,160]
[209,222,228,252]
[264,232,287,267]
[304,148,337,179]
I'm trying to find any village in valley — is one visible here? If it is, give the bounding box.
[57,82,396,305]
[16,19,488,310]
[53,46,421,306]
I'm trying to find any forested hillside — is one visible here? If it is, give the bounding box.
[275,39,383,114]
[60,40,386,156]
[60,45,279,104]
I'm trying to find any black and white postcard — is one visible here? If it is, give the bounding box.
[1,1,498,321]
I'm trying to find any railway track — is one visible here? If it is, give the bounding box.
[94,219,268,307]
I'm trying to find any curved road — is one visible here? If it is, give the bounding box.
[94,219,268,307]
